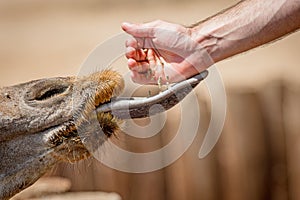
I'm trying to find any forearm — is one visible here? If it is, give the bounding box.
[191,0,300,63]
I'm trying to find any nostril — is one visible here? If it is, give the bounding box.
[4,93,11,99]
[24,77,73,105]
[35,86,69,101]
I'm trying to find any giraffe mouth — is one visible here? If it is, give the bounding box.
[42,70,125,161]
[96,70,208,119]
[45,70,208,159]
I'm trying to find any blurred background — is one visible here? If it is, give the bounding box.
[1,0,300,200]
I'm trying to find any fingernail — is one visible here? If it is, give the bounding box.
[122,22,132,28]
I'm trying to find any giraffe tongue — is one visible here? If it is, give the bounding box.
[96,70,208,119]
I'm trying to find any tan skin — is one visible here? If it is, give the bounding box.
[122,0,300,84]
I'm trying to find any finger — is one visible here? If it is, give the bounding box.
[122,22,155,38]
[134,48,148,61]
[125,38,138,48]
[128,58,150,74]
[127,58,138,69]
[130,61,150,74]
[125,35,145,50]
[125,47,148,62]
[125,46,137,59]
[128,37,150,49]
[147,49,157,71]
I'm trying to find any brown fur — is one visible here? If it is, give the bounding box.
[0,70,124,199]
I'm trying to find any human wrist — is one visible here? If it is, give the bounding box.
[189,15,247,67]
[188,22,224,68]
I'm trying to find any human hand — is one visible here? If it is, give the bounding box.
[121,20,211,85]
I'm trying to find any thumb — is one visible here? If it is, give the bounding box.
[121,22,154,38]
